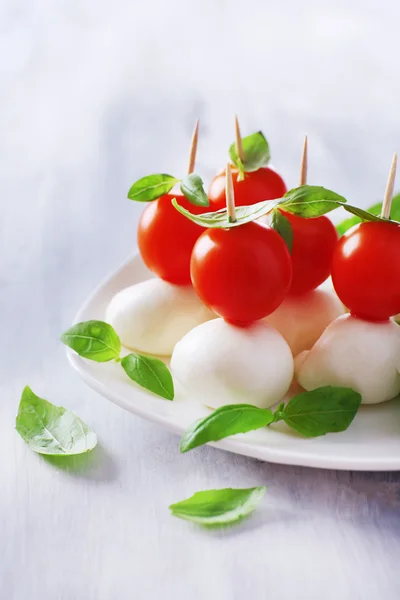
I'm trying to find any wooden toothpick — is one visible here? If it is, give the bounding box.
[187,119,199,174]
[226,163,236,222]
[381,153,397,219]
[299,135,308,186]
[234,115,245,163]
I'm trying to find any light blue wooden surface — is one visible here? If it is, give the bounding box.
[2,1,400,598]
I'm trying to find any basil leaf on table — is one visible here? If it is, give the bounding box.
[271,209,293,253]
[61,320,121,362]
[16,386,97,455]
[169,486,266,527]
[128,174,178,202]
[229,131,270,173]
[121,353,174,400]
[277,386,362,437]
[180,404,274,453]
[180,173,209,207]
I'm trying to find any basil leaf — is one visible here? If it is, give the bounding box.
[180,173,209,207]
[229,131,270,172]
[337,194,400,236]
[280,386,362,437]
[169,486,266,527]
[127,174,178,202]
[281,185,347,217]
[180,404,274,452]
[172,197,282,228]
[271,209,293,253]
[16,386,97,455]
[61,320,121,362]
[121,353,174,400]
[341,204,382,223]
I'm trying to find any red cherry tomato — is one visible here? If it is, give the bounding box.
[208,166,287,210]
[331,220,400,321]
[138,193,205,285]
[190,222,292,325]
[279,210,338,295]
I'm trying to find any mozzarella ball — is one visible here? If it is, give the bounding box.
[265,288,345,357]
[105,278,215,356]
[171,318,294,409]
[296,314,400,404]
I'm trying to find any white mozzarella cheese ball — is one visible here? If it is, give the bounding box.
[296,314,400,404]
[265,289,344,357]
[105,278,215,356]
[171,318,294,409]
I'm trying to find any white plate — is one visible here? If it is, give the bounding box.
[67,253,400,471]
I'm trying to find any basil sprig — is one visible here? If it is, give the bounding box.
[61,320,174,400]
[229,131,270,174]
[173,184,398,229]
[179,386,362,452]
[169,486,266,527]
[16,386,97,456]
[336,193,400,236]
[128,172,209,207]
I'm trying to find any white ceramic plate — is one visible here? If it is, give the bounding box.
[67,253,400,471]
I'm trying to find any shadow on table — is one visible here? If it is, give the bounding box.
[42,443,119,483]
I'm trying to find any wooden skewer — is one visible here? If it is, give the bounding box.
[226,163,236,222]
[299,135,308,186]
[381,153,397,219]
[234,115,245,163]
[187,119,199,174]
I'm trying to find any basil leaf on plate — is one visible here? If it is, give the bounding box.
[180,404,274,452]
[128,174,178,202]
[172,197,282,228]
[169,486,266,527]
[180,173,209,207]
[121,353,174,400]
[278,386,362,437]
[281,185,347,217]
[16,386,97,455]
[229,131,270,173]
[271,209,294,253]
[61,320,121,362]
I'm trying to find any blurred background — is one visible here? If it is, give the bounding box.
[2,2,400,599]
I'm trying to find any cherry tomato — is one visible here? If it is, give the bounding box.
[331,221,400,321]
[279,210,338,295]
[138,193,206,285]
[208,166,287,210]
[190,222,292,325]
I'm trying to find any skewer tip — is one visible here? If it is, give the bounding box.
[187,119,200,175]
[381,152,397,219]
[299,134,308,186]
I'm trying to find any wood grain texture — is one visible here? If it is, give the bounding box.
[2,1,400,599]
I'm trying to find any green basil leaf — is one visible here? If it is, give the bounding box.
[180,173,209,207]
[16,386,97,455]
[281,386,362,437]
[341,204,382,223]
[61,320,121,362]
[169,486,266,527]
[127,174,178,202]
[336,201,382,236]
[281,185,347,217]
[271,209,294,253]
[180,404,274,452]
[172,197,282,228]
[229,131,270,172]
[121,353,174,400]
